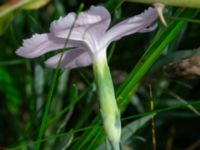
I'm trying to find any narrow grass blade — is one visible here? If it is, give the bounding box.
[71,8,198,150]
[116,8,198,111]
[35,5,84,150]
[126,0,200,9]
[97,114,155,150]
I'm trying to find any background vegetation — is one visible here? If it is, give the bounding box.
[0,0,200,149]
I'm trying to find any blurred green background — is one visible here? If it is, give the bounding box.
[0,0,200,150]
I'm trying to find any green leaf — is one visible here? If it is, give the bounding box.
[0,68,21,114]
[116,8,198,111]
[126,0,200,9]
[105,0,124,12]
[54,131,74,150]
[72,8,198,150]
[23,0,49,10]
[121,114,155,144]
[0,13,15,35]
[97,114,155,150]
[0,0,49,18]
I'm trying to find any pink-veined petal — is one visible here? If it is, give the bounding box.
[16,33,66,58]
[45,49,92,69]
[102,7,158,48]
[50,6,111,51]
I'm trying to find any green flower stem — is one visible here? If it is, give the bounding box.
[126,0,200,8]
[92,50,121,150]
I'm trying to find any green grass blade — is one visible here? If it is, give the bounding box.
[97,114,155,150]
[105,0,124,12]
[35,4,84,149]
[35,65,61,150]
[116,8,198,111]
[121,114,155,145]
[71,8,198,150]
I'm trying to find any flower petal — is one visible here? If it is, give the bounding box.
[139,23,158,33]
[16,33,66,58]
[102,7,158,48]
[45,49,92,69]
[50,6,111,51]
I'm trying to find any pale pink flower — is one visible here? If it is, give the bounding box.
[16,6,158,68]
